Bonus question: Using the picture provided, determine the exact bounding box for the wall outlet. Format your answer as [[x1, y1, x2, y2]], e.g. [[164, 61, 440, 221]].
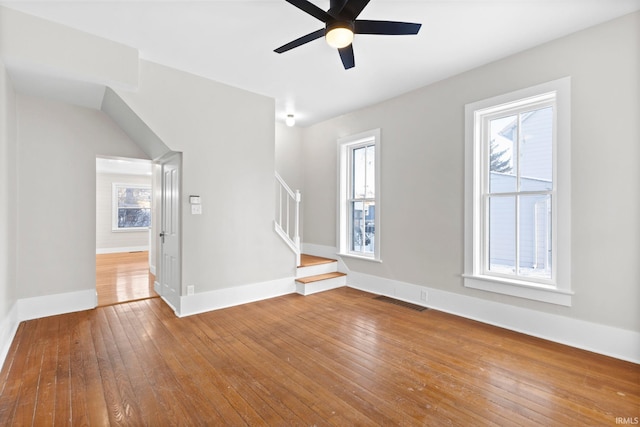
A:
[[420, 290, 428, 302], [187, 285, 195, 296]]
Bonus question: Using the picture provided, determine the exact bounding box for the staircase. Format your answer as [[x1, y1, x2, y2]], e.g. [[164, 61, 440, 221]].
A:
[[275, 172, 301, 266], [295, 254, 346, 296], [276, 173, 347, 295]]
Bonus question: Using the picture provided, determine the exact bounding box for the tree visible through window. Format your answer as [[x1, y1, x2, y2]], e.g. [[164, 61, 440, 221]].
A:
[[464, 77, 572, 306], [487, 106, 553, 280], [113, 184, 151, 231]]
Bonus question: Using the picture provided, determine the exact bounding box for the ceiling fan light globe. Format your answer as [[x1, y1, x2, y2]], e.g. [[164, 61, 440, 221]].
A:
[[326, 27, 354, 49]]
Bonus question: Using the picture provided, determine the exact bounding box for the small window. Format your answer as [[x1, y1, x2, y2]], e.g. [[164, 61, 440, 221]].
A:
[[112, 183, 151, 231], [464, 78, 572, 306], [338, 129, 381, 261]]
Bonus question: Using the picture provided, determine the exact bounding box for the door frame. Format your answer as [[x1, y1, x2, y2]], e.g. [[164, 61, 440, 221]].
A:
[[95, 156, 154, 307]]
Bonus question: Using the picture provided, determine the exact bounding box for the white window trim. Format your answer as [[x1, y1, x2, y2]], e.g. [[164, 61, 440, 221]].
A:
[[337, 129, 381, 262], [463, 77, 572, 306]]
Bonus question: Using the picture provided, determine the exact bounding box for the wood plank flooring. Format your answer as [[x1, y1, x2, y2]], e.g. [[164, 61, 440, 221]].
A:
[[96, 252, 158, 307], [1, 287, 638, 426]]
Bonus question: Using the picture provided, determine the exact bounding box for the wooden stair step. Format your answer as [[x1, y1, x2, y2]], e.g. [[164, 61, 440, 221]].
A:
[[295, 272, 346, 284], [299, 254, 337, 268]]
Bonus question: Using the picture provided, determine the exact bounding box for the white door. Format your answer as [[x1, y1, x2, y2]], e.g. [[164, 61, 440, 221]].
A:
[[159, 152, 181, 311]]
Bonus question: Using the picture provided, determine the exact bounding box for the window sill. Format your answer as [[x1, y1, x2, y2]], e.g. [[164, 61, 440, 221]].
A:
[[463, 274, 573, 306], [338, 253, 383, 263], [112, 228, 150, 233]]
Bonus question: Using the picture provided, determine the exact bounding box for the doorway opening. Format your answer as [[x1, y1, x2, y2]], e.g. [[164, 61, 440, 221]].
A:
[[96, 156, 158, 306]]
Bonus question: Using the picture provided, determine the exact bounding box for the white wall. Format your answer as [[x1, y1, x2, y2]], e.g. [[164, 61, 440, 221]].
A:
[[16, 94, 149, 299], [96, 172, 151, 253], [300, 12, 640, 333], [2, 6, 295, 319], [0, 59, 18, 367], [0, 6, 138, 91], [117, 61, 294, 302]]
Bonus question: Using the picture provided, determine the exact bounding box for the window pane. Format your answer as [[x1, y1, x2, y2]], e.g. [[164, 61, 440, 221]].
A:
[[352, 147, 366, 198], [351, 201, 364, 252], [520, 107, 553, 191], [365, 145, 375, 198], [363, 201, 375, 254], [489, 115, 517, 193], [488, 196, 515, 274], [118, 208, 151, 228], [350, 201, 375, 254], [518, 194, 552, 279], [118, 187, 151, 209]]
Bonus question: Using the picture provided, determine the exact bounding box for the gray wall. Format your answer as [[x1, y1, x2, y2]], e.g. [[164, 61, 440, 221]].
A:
[[118, 61, 293, 296], [96, 172, 151, 252], [275, 122, 304, 192], [0, 59, 17, 349], [298, 12, 639, 332], [16, 94, 149, 299], [275, 123, 305, 244]]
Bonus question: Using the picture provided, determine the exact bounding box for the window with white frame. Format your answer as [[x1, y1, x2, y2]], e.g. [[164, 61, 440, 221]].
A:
[[464, 78, 572, 306], [338, 129, 381, 261], [112, 183, 151, 231]]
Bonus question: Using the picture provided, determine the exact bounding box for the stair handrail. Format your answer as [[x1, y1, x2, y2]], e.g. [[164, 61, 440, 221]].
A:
[[275, 172, 301, 266]]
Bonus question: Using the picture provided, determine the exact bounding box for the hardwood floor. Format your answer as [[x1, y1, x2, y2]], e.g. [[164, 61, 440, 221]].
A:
[[96, 251, 158, 307], [1, 288, 638, 425]]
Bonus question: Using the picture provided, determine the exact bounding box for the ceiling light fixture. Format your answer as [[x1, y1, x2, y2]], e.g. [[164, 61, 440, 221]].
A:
[[285, 114, 296, 127], [325, 21, 354, 49]]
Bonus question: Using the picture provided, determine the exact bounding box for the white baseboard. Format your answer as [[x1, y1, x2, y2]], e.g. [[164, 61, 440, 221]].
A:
[[0, 302, 19, 371], [96, 246, 149, 255], [347, 270, 640, 364], [2, 289, 97, 369], [6, 239, 638, 364], [303, 243, 639, 363], [17, 289, 97, 322], [178, 277, 296, 318], [149, 264, 156, 276]]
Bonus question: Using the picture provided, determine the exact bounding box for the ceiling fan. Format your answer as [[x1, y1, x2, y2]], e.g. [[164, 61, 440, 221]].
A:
[[274, 0, 422, 70]]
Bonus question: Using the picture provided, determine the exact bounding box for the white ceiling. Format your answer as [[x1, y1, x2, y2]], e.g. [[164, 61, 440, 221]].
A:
[[3, 0, 640, 127], [96, 157, 152, 176]]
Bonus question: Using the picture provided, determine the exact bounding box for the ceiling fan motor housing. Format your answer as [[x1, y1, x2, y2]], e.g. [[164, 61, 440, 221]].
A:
[[326, 20, 355, 35]]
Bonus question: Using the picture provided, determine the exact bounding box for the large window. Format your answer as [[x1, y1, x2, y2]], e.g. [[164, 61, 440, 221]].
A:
[[464, 78, 572, 305], [338, 129, 381, 261]]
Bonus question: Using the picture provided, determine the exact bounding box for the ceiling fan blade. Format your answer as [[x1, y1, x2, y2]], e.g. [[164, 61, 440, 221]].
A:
[[355, 20, 422, 35], [328, 0, 348, 17], [285, 0, 332, 22], [340, 0, 371, 20], [338, 44, 355, 69], [274, 29, 325, 54]]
